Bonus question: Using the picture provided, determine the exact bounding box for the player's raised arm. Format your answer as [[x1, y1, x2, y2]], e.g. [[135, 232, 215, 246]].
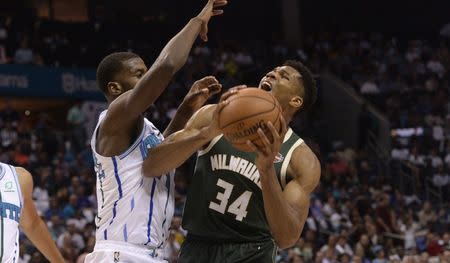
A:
[[105, 0, 227, 128], [163, 76, 222, 137], [17, 167, 66, 263]]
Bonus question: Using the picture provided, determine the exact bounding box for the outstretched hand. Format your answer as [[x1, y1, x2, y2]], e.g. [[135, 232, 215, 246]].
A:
[[246, 116, 288, 174], [182, 76, 222, 110], [197, 0, 228, 42]]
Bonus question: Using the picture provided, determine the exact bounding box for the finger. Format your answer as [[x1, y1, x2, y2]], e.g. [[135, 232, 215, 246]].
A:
[[229, 85, 247, 92], [246, 140, 262, 154], [216, 99, 229, 111], [201, 32, 208, 42], [198, 76, 218, 86], [213, 0, 228, 7], [212, 10, 224, 16], [220, 89, 239, 101], [200, 25, 208, 42], [257, 128, 272, 151], [266, 121, 280, 141], [207, 83, 222, 95]]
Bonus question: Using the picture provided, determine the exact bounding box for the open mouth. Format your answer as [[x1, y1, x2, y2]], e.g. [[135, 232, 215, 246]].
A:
[[260, 81, 272, 92]]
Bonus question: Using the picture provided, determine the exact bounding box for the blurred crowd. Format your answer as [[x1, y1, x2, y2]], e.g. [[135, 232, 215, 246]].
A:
[[1, 12, 450, 263]]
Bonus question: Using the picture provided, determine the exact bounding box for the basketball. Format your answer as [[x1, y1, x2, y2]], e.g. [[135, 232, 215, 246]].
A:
[[218, 88, 282, 152]]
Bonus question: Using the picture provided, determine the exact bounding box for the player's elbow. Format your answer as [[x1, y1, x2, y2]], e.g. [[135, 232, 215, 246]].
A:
[[20, 215, 41, 234], [274, 225, 302, 249], [155, 57, 177, 76], [276, 236, 300, 250]]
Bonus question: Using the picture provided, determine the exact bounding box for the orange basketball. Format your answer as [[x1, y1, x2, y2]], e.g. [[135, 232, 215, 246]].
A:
[[218, 88, 282, 152]]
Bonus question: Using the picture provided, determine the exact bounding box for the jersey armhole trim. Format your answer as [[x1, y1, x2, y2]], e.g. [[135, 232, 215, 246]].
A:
[[198, 135, 223, 157], [119, 124, 147, 160], [9, 166, 23, 209], [280, 138, 304, 189], [283, 128, 293, 143], [0, 164, 5, 181]]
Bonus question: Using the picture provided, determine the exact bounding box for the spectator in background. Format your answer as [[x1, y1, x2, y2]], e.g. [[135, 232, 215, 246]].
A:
[[335, 235, 354, 257], [428, 148, 444, 168], [432, 165, 449, 188], [408, 146, 426, 167], [1, 122, 18, 148], [418, 201, 438, 228], [399, 214, 425, 251], [66, 101, 86, 152], [0, 20, 8, 64], [371, 246, 388, 263], [354, 234, 373, 261], [444, 150, 450, 169], [375, 193, 398, 233], [14, 38, 33, 64], [360, 76, 379, 94]]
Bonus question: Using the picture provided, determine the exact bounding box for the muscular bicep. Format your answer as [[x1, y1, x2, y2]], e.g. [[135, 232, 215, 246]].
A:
[[288, 144, 321, 194]]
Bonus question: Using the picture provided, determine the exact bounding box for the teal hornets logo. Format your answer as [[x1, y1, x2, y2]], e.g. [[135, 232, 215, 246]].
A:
[[141, 133, 162, 158]]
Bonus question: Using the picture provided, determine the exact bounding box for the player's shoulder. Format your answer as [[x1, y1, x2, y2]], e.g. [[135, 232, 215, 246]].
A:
[[14, 167, 34, 195], [290, 141, 321, 193], [14, 167, 33, 183]]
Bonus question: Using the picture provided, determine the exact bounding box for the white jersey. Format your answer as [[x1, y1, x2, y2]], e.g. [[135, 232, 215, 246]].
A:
[[0, 163, 23, 263], [91, 111, 174, 249]]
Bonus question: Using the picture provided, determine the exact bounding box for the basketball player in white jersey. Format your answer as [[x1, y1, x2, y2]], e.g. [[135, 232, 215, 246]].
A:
[[85, 0, 227, 262], [0, 163, 65, 263]]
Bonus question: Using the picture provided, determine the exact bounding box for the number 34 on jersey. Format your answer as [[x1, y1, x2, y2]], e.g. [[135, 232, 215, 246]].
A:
[[209, 178, 253, 222]]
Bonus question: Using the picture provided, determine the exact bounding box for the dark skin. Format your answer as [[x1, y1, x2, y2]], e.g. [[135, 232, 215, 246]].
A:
[[143, 66, 321, 248], [95, 0, 227, 157]]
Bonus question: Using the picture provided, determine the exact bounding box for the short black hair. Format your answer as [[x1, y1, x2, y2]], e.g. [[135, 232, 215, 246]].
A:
[[96, 52, 140, 93], [283, 60, 317, 112]]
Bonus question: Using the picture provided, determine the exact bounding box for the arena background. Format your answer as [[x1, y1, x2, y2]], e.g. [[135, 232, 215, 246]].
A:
[[1, 0, 450, 262]]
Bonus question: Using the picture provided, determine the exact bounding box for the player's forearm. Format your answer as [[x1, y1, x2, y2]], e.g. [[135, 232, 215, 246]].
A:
[[260, 167, 302, 249], [144, 127, 214, 177], [124, 18, 203, 117], [163, 101, 197, 137], [23, 218, 65, 263], [158, 17, 203, 73]]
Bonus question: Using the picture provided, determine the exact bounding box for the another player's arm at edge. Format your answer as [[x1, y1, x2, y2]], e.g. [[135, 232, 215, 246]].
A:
[[143, 104, 218, 177], [16, 167, 65, 263]]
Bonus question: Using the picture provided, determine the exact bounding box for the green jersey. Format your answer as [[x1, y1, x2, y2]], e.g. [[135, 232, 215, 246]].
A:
[[182, 128, 304, 242]]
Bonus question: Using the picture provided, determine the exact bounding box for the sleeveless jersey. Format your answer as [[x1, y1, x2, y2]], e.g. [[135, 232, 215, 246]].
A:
[[182, 128, 304, 242], [91, 111, 174, 248], [0, 163, 23, 263]]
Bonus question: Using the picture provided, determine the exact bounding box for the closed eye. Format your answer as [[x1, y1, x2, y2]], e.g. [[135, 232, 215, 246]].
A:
[[136, 71, 144, 78], [281, 74, 290, 80]]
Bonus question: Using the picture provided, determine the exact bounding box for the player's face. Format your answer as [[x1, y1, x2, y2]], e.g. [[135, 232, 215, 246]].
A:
[[116, 57, 148, 93], [258, 66, 304, 112]]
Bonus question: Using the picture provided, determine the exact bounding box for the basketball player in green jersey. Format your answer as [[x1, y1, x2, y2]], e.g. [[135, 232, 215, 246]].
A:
[[143, 60, 321, 263]]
